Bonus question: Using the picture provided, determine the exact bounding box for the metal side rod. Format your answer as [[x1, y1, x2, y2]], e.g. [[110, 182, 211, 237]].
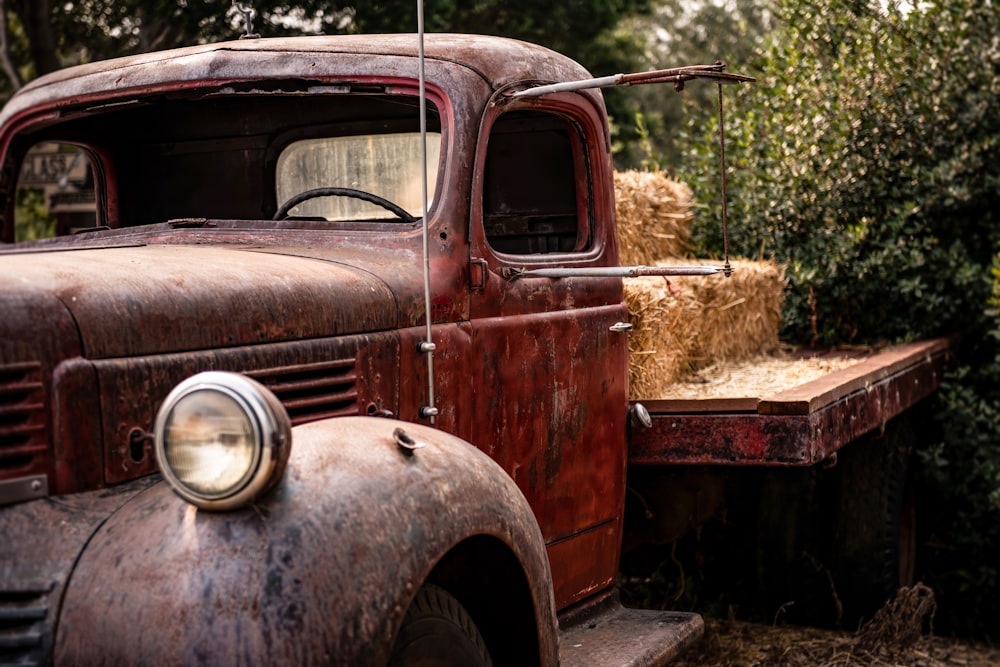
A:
[[508, 265, 728, 279], [512, 64, 755, 98], [717, 82, 732, 278]]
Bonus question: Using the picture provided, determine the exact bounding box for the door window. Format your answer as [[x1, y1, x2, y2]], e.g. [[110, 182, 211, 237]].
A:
[[482, 111, 590, 255], [14, 143, 97, 241]]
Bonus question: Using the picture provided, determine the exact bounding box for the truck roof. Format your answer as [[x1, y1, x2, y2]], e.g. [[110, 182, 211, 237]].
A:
[[0, 33, 597, 127]]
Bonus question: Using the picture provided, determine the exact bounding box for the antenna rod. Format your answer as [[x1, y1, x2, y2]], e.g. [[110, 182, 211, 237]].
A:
[[416, 0, 437, 423]]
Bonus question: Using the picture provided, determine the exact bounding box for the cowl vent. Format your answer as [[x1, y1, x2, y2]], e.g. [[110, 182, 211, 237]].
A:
[[249, 358, 359, 425]]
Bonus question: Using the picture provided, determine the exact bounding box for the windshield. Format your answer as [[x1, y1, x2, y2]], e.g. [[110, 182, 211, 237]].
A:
[[2, 89, 443, 242], [276, 133, 441, 221]]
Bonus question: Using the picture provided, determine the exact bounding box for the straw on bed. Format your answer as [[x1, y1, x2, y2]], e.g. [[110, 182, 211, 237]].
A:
[[624, 260, 787, 396]]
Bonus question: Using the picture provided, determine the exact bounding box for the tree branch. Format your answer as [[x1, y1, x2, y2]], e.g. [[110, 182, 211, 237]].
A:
[[16, 0, 60, 77], [0, 0, 24, 90]]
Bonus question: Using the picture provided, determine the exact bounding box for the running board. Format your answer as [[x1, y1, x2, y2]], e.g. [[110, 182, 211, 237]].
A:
[[558, 591, 703, 667]]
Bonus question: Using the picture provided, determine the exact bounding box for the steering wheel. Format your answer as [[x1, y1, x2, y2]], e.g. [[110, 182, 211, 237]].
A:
[[273, 187, 417, 222]]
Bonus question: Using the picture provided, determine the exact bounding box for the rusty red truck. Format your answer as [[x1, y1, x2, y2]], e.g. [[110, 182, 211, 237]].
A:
[[0, 34, 948, 666]]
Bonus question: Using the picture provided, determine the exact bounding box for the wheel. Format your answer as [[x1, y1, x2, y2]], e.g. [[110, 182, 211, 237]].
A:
[[388, 584, 494, 667], [273, 186, 416, 221], [754, 466, 836, 626], [830, 416, 917, 628]]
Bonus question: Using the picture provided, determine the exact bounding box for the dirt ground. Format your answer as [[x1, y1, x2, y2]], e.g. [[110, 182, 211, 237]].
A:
[[673, 585, 1000, 667]]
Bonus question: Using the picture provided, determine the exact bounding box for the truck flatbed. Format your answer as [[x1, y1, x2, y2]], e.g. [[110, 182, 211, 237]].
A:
[[629, 338, 952, 465]]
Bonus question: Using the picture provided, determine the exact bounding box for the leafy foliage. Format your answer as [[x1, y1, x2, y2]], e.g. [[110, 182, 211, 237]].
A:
[[917, 260, 1000, 640], [684, 0, 999, 345], [13, 187, 53, 240], [681, 0, 1000, 638], [613, 0, 770, 168]]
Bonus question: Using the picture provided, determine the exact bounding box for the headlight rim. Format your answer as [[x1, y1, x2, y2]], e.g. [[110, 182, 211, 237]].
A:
[[154, 371, 292, 511]]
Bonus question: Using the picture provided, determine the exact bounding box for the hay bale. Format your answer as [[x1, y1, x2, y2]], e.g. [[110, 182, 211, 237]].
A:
[[625, 259, 787, 398], [668, 259, 786, 367], [624, 277, 702, 398], [615, 169, 788, 398], [615, 170, 693, 265]]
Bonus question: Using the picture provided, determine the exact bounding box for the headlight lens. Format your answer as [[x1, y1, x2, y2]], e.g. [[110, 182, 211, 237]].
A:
[[161, 388, 258, 497], [154, 372, 292, 511]]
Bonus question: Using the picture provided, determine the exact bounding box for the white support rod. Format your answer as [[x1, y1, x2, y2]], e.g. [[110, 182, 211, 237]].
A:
[[510, 265, 727, 279]]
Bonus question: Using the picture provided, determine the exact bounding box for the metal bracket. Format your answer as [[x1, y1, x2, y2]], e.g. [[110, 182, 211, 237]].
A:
[[233, 1, 260, 39], [0, 475, 48, 507], [393, 427, 426, 453], [511, 62, 755, 98]]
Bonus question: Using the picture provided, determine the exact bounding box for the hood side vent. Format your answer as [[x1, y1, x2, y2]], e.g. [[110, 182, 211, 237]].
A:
[[0, 363, 48, 474], [0, 586, 49, 666], [249, 358, 359, 426]]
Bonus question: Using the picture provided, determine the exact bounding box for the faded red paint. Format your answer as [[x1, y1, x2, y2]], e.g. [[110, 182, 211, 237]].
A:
[[0, 34, 633, 664]]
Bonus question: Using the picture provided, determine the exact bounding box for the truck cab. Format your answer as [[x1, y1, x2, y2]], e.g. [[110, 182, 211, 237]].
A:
[[0, 34, 700, 665]]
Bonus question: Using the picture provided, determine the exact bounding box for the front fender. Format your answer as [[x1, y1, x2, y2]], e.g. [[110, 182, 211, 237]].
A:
[[54, 417, 558, 666], [0, 476, 157, 667]]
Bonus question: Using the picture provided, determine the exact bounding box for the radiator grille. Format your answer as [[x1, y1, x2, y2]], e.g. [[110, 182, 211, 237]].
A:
[[0, 587, 48, 666], [0, 363, 48, 473], [250, 359, 359, 426]]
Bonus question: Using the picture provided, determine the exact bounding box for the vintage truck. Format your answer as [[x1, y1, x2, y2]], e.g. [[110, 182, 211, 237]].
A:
[[0, 33, 949, 666]]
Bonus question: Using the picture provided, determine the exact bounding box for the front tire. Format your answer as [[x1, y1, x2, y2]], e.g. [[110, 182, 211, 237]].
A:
[[389, 584, 494, 667]]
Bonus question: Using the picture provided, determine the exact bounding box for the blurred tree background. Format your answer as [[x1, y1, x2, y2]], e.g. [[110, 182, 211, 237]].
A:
[[2, 0, 997, 640], [680, 0, 1000, 639]]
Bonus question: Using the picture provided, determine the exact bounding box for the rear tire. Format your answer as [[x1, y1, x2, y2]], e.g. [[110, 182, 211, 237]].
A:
[[389, 584, 494, 667], [754, 466, 835, 626], [830, 416, 917, 629]]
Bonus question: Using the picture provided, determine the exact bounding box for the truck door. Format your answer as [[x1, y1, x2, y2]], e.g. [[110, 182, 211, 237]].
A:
[[468, 94, 629, 609]]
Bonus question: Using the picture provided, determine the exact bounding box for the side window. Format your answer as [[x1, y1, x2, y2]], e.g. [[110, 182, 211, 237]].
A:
[[483, 111, 590, 255], [15, 143, 97, 241]]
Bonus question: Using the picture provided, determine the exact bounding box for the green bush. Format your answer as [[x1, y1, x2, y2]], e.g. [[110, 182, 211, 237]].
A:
[[14, 188, 55, 242], [681, 0, 1000, 638], [918, 257, 1000, 639], [685, 0, 998, 344]]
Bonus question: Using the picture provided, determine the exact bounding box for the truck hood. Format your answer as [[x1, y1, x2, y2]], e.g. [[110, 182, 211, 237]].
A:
[[0, 244, 402, 359]]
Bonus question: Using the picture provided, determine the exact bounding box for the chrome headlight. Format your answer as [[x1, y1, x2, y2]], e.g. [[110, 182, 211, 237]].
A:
[[154, 372, 291, 511]]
